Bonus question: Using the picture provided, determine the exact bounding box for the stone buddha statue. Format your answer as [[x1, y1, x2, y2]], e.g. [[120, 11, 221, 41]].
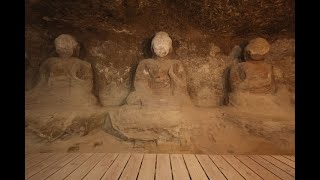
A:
[[103, 32, 192, 144], [228, 37, 289, 113], [26, 34, 97, 108], [25, 34, 102, 141], [126, 31, 192, 107], [229, 37, 277, 94]]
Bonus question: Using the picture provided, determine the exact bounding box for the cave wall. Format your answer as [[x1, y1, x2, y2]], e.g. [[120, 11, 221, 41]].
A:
[[25, 0, 295, 107]]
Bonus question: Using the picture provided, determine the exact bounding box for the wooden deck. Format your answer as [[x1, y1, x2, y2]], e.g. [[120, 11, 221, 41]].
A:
[[25, 153, 295, 180]]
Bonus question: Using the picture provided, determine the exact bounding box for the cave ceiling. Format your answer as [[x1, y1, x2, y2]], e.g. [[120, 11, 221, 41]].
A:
[[26, 0, 294, 38]]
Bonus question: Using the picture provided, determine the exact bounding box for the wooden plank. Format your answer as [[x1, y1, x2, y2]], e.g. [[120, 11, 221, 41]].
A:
[[235, 155, 281, 180], [137, 154, 156, 180], [156, 154, 173, 180], [170, 154, 190, 180], [83, 153, 118, 180], [25, 154, 41, 162], [64, 153, 105, 180], [28, 153, 80, 180], [196, 154, 226, 180], [272, 155, 295, 168], [26, 153, 54, 169], [283, 155, 295, 162], [209, 155, 244, 180], [222, 155, 262, 180], [183, 154, 208, 180], [101, 153, 131, 180], [119, 153, 144, 180], [249, 155, 294, 180], [25, 153, 67, 179], [46, 153, 93, 180], [260, 155, 295, 177]]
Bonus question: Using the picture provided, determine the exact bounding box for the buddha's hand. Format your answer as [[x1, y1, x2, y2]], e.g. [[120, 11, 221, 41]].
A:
[[169, 63, 187, 94]]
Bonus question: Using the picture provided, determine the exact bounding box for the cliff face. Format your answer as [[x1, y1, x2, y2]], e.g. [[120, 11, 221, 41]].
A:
[[25, 0, 295, 154], [25, 0, 295, 102]]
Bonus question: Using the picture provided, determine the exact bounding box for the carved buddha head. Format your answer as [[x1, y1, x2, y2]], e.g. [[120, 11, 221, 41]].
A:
[[54, 34, 79, 59], [151, 31, 172, 58]]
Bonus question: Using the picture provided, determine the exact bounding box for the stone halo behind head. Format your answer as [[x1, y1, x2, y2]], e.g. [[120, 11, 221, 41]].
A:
[[151, 31, 173, 58], [54, 34, 79, 58]]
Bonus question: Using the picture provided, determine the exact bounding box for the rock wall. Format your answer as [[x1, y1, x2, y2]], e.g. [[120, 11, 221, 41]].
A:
[[25, 0, 294, 154], [25, 31, 295, 108]]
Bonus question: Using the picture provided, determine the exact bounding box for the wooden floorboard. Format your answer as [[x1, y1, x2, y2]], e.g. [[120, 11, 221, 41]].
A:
[[235, 155, 281, 180], [249, 155, 294, 180], [156, 154, 172, 180], [196, 154, 227, 180], [83, 153, 118, 180], [100, 153, 131, 180], [25, 154, 41, 163], [260, 155, 295, 177], [26, 153, 55, 169], [222, 155, 263, 180], [210, 155, 245, 180], [170, 154, 190, 180], [119, 153, 144, 180], [184, 154, 208, 180], [25, 153, 67, 179], [271, 155, 295, 168], [25, 153, 295, 180], [283, 155, 295, 162], [27, 153, 80, 180], [46, 153, 93, 180], [137, 154, 156, 180], [64, 153, 105, 180]]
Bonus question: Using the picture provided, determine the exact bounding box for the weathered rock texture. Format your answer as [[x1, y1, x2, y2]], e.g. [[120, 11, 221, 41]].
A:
[[229, 62, 275, 93], [184, 44, 234, 107], [25, 25, 54, 91], [85, 39, 138, 106], [104, 105, 184, 142], [26, 0, 294, 36], [265, 39, 295, 89]]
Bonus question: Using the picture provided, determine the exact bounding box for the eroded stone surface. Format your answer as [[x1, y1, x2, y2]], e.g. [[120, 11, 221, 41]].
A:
[[104, 105, 183, 142], [185, 44, 233, 107], [229, 62, 275, 94], [85, 39, 137, 106]]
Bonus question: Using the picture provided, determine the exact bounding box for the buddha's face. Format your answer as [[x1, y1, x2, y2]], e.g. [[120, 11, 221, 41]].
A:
[[151, 32, 172, 58], [55, 45, 74, 58], [54, 34, 78, 59], [153, 42, 171, 57]]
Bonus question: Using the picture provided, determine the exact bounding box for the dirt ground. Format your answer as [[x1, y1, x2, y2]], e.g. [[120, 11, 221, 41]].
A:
[[25, 105, 294, 155]]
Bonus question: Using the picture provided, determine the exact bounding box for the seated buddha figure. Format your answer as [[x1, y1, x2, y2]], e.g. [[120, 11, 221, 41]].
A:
[[103, 32, 192, 143], [229, 37, 277, 94], [25, 34, 100, 140], [228, 37, 290, 113], [126, 31, 192, 107], [26, 34, 97, 108]]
